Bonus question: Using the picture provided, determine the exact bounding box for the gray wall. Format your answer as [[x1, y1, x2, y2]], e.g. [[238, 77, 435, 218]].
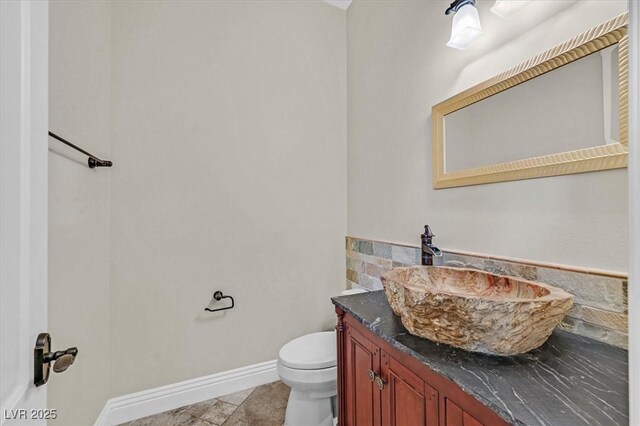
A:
[[49, 0, 347, 422], [108, 1, 347, 396], [48, 1, 111, 425], [347, 0, 628, 272]]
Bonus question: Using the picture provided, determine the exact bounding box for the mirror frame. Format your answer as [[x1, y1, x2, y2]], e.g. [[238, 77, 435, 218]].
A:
[[432, 13, 628, 189]]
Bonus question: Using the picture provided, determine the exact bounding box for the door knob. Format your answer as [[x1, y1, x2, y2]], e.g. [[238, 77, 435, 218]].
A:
[[34, 333, 78, 386], [46, 348, 78, 373], [375, 376, 386, 391]]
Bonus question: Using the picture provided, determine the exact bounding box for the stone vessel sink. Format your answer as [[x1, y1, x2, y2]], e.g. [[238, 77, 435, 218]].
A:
[[381, 266, 573, 356]]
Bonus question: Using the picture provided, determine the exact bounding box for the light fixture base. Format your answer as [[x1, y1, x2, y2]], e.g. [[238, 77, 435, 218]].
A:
[[445, 0, 476, 15]]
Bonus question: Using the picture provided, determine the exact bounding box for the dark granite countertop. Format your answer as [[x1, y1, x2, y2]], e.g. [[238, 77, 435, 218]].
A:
[[332, 291, 628, 426]]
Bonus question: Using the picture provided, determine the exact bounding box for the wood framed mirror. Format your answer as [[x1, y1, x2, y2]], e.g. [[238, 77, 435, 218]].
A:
[[432, 13, 628, 189]]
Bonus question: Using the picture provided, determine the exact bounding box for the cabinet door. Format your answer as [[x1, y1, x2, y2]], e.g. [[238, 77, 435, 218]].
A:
[[344, 324, 381, 426], [442, 398, 484, 426], [380, 351, 439, 426]]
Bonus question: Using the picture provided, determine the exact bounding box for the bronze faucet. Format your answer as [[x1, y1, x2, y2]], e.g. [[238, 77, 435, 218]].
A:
[[421, 225, 443, 266]]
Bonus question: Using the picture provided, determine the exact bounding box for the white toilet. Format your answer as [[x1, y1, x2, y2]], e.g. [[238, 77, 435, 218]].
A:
[[278, 288, 367, 426]]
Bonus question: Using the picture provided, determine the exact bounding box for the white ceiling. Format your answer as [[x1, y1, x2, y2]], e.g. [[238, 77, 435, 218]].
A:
[[323, 0, 352, 10]]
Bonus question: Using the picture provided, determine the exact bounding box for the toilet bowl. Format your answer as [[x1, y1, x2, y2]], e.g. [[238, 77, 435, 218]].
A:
[[278, 287, 367, 426]]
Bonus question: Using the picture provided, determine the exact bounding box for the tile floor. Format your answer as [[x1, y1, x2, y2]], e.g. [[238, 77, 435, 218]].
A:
[[120, 381, 291, 426]]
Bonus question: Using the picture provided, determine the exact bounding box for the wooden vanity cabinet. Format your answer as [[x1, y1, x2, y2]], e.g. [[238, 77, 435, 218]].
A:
[[336, 308, 509, 426]]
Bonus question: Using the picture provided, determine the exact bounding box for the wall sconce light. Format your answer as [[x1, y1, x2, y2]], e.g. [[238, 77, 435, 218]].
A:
[[490, 0, 532, 19], [445, 0, 483, 50]]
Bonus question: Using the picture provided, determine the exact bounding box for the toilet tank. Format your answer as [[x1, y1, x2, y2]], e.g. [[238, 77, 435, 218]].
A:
[[340, 288, 367, 296]]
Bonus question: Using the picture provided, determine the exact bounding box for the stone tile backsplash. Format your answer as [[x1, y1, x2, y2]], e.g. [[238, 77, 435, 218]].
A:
[[345, 236, 628, 349]]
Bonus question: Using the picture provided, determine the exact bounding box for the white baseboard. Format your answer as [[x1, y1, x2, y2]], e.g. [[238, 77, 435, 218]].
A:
[[95, 360, 279, 426]]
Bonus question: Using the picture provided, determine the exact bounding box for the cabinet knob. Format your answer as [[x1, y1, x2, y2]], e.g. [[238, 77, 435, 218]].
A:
[[375, 376, 386, 390], [367, 369, 376, 381]]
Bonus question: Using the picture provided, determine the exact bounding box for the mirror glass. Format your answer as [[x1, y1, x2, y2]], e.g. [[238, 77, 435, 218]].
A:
[[444, 45, 620, 173]]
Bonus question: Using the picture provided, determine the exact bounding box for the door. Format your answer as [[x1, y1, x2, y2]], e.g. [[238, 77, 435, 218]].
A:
[[1, 0, 49, 424], [380, 352, 439, 426], [343, 324, 381, 426], [442, 398, 483, 426]]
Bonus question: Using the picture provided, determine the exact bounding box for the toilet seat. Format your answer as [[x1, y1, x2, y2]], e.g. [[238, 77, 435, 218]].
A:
[[278, 331, 336, 370]]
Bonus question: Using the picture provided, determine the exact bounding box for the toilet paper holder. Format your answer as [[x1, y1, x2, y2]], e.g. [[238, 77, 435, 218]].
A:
[[205, 291, 235, 312]]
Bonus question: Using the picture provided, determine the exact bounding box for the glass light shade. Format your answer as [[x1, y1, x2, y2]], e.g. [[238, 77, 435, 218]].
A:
[[447, 4, 483, 50], [490, 1, 532, 19]]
